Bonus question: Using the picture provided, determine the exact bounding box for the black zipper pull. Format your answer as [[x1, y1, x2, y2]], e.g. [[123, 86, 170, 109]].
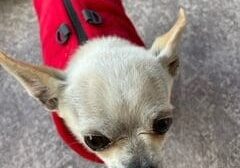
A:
[[82, 9, 102, 25], [63, 0, 88, 45]]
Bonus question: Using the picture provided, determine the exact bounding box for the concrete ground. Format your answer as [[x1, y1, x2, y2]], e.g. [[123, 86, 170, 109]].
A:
[[0, 0, 240, 167]]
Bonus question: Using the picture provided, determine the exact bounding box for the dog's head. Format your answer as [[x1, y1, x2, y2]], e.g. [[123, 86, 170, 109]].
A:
[[0, 9, 186, 168]]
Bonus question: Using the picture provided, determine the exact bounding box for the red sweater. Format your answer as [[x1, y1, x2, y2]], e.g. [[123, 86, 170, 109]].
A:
[[34, 0, 144, 163]]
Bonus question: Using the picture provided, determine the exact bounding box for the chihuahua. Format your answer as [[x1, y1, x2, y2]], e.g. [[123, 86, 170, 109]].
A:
[[0, 8, 186, 168]]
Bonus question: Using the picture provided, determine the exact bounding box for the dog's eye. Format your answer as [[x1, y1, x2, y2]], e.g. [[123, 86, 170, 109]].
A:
[[153, 118, 172, 135], [84, 135, 111, 151]]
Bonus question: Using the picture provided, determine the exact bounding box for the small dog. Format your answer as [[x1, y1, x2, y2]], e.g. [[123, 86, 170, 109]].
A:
[[0, 4, 186, 168]]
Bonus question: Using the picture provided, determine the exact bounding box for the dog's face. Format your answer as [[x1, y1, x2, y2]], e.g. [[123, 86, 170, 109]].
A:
[[0, 9, 186, 168]]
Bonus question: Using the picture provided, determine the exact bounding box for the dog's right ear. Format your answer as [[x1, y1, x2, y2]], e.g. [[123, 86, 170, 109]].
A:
[[0, 51, 66, 111]]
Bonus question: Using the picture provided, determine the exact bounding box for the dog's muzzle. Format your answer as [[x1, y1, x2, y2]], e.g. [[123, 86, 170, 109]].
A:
[[127, 158, 155, 168]]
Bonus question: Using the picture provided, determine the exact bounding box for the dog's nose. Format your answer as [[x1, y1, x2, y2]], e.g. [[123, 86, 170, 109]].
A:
[[127, 159, 155, 168]]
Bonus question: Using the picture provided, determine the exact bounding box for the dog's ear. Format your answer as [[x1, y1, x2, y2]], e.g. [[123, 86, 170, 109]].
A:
[[151, 8, 187, 76], [0, 51, 66, 111]]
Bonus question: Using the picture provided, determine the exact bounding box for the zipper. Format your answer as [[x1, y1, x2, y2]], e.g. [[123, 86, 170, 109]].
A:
[[63, 0, 88, 45]]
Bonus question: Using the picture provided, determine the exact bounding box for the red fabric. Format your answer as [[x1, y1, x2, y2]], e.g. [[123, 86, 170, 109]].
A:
[[33, 0, 144, 163]]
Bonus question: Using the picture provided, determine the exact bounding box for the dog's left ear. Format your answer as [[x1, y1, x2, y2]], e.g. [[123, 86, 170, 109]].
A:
[[0, 51, 66, 111], [151, 8, 187, 76]]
